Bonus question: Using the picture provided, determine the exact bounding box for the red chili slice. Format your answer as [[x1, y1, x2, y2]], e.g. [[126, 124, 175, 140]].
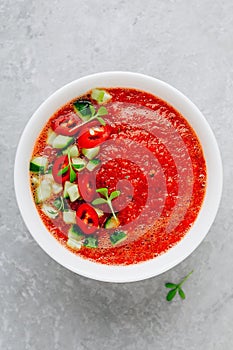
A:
[[76, 203, 98, 235], [78, 124, 111, 149], [52, 155, 70, 184], [78, 172, 96, 202], [51, 112, 81, 136]]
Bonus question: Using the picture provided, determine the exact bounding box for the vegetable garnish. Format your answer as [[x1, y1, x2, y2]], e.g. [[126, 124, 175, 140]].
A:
[[91, 89, 112, 104], [72, 100, 108, 131], [92, 188, 121, 220], [165, 270, 193, 301], [55, 150, 85, 183]]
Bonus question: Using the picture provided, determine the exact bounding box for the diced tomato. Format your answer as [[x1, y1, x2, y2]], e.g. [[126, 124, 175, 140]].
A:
[[77, 124, 111, 148], [78, 172, 96, 202], [76, 203, 98, 235], [51, 112, 81, 136], [52, 155, 70, 184]]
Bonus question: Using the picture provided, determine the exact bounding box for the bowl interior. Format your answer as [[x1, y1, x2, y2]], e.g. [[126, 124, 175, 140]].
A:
[[14, 72, 222, 282]]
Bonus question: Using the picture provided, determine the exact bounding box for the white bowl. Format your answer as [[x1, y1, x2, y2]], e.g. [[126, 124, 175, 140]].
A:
[[14, 72, 222, 283]]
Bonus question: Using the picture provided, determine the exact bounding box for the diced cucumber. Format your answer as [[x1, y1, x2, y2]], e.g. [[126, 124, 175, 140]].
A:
[[67, 184, 80, 202], [91, 89, 112, 104], [41, 204, 58, 219], [73, 100, 92, 122], [67, 238, 82, 250], [63, 181, 74, 198], [84, 236, 98, 248], [30, 156, 48, 173], [104, 216, 120, 229], [52, 135, 74, 149], [31, 176, 39, 187], [94, 207, 104, 217], [46, 129, 57, 145], [62, 145, 79, 157], [110, 231, 127, 245], [86, 159, 101, 172], [71, 157, 87, 172], [82, 147, 100, 160], [63, 210, 76, 224], [68, 225, 84, 241], [43, 173, 54, 182], [52, 182, 63, 194], [35, 179, 52, 203]]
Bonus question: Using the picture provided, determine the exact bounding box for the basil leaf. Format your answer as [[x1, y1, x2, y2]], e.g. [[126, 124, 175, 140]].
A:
[[69, 168, 76, 182], [90, 105, 96, 117], [96, 116, 106, 126], [178, 288, 186, 300], [96, 187, 108, 198], [92, 198, 107, 205], [109, 190, 121, 201], [165, 283, 177, 289], [58, 165, 69, 176], [97, 106, 108, 116], [72, 164, 84, 169], [166, 288, 177, 301]]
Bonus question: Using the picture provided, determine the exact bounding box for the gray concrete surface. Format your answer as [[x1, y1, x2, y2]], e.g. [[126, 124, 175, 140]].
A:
[[0, 0, 232, 349]]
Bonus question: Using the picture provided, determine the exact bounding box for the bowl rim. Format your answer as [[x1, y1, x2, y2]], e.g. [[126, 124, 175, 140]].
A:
[[14, 71, 223, 283]]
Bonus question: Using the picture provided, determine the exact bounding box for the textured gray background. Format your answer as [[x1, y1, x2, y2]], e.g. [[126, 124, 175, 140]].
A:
[[0, 0, 232, 349]]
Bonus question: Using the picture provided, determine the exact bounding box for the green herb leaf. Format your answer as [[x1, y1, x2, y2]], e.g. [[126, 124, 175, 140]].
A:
[[92, 198, 107, 205], [69, 167, 76, 182], [109, 190, 121, 201], [48, 209, 58, 215], [97, 106, 108, 116], [53, 198, 61, 209], [58, 165, 69, 176], [178, 288, 186, 300], [166, 288, 177, 301], [165, 283, 177, 289], [90, 105, 96, 117], [96, 116, 106, 126], [72, 164, 84, 170], [90, 159, 100, 165], [96, 187, 108, 198]]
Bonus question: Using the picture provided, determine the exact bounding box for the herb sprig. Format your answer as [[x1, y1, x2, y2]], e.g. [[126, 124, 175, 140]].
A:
[[165, 270, 193, 301], [57, 150, 84, 183], [71, 104, 108, 134], [92, 188, 121, 220]]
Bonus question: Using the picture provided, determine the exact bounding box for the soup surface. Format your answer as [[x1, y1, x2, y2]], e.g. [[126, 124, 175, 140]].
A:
[[29, 87, 206, 265]]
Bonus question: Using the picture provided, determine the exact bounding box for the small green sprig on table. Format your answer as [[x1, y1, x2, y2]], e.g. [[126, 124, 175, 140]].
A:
[[165, 270, 193, 301]]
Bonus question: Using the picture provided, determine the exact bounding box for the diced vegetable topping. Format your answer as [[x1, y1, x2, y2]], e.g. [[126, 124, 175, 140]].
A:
[[71, 157, 87, 172], [67, 184, 80, 202], [63, 181, 74, 198], [84, 236, 98, 248], [68, 225, 84, 241], [63, 210, 76, 224], [30, 157, 48, 173], [73, 100, 93, 122], [82, 146, 100, 160], [52, 182, 63, 194], [91, 89, 112, 104], [35, 179, 52, 203], [41, 204, 59, 219], [86, 159, 101, 172], [104, 215, 120, 229], [110, 231, 127, 245], [93, 207, 104, 218], [52, 135, 74, 149], [46, 130, 57, 145], [62, 145, 79, 157], [67, 238, 82, 250]]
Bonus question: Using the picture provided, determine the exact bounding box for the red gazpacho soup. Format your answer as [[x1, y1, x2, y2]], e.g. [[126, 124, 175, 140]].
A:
[[29, 87, 206, 265]]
